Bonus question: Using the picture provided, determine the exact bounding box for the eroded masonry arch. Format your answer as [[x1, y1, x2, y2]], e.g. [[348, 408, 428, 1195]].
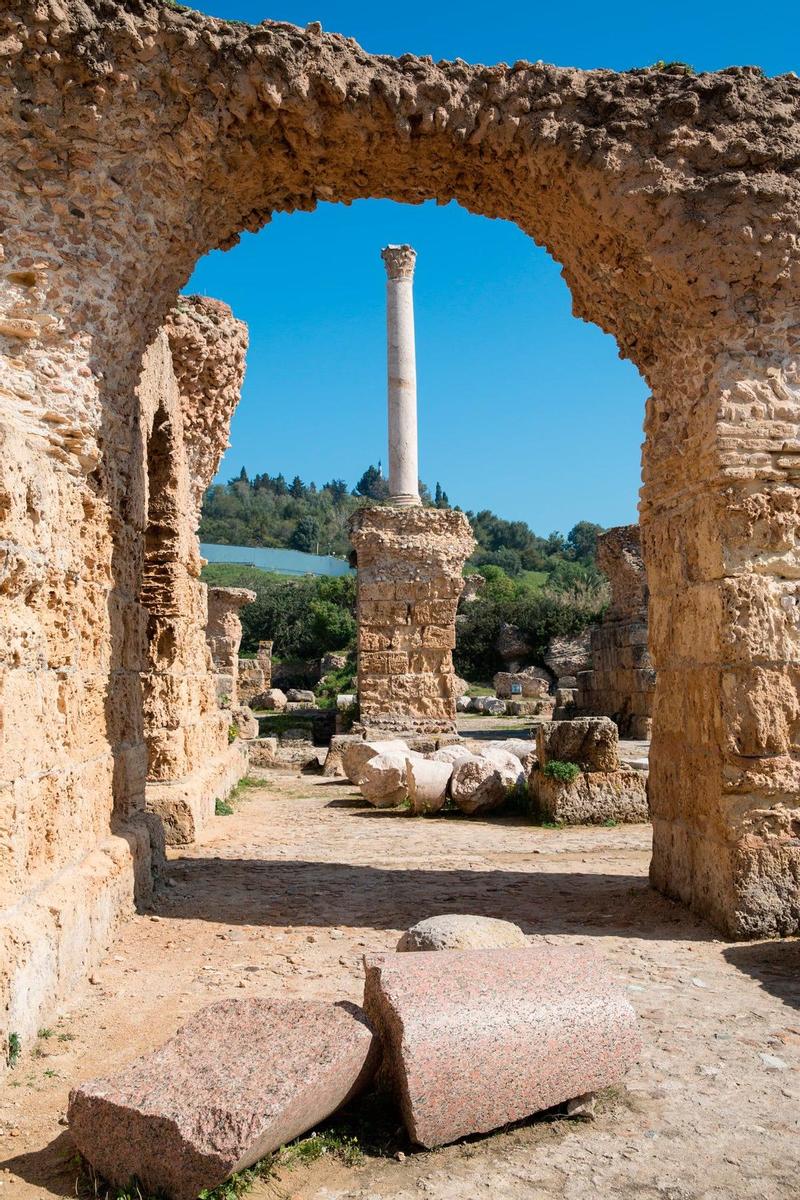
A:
[[2, 4, 800, 1044]]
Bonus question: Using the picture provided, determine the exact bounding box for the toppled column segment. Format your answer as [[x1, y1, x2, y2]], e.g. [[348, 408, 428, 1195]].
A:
[[363, 947, 641, 1148], [68, 998, 378, 1200]]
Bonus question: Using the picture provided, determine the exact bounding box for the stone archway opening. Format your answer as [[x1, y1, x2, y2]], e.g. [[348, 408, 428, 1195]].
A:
[[3, 0, 800, 1050]]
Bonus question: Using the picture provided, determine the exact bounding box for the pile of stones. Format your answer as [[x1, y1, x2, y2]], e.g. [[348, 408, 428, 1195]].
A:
[[68, 916, 641, 1199], [340, 736, 537, 815], [332, 718, 648, 824]]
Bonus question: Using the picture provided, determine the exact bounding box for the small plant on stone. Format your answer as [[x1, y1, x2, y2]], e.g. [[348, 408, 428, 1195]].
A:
[[215, 797, 235, 816], [38, 1027, 53, 1039], [542, 759, 581, 783], [227, 722, 239, 744], [6, 1032, 21, 1068]]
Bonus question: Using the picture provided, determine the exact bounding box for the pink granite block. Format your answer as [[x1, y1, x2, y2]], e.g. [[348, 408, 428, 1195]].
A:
[[68, 998, 378, 1200], [363, 946, 641, 1148]]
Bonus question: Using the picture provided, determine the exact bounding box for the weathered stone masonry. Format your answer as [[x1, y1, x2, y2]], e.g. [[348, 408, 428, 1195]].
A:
[[577, 525, 655, 739], [351, 506, 475, 732], [2, 3, 800, 1050]]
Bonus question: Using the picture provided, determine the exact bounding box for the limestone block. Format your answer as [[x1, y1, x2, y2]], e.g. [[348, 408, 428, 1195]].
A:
[[341, 739, 411, 785], [359, 751, 411, 807], [476, 738, 537, 775], [229, 705, 258, 739], [286, 688, 315, 704], [68, 999, 378, 1200], [396, 914, 528, 951], [493, 666, 551, 699], [544, 629, 593, 679], [470, 696, 507, 715], [431, 743, 475, 765], [405, 757, 452, 814], [247, 738, 279, 767], [450, 754, 518, 814], [532, 768, 649, 824], [536, 717, 621, 773], [256, 688, 287, 711], [363, 947, 641, 1147]]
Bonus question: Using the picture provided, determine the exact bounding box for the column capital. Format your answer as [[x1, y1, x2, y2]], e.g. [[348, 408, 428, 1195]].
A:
[[381, 244, 416, 280]]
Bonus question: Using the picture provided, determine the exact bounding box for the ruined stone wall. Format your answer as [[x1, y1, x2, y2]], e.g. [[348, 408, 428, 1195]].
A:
[[137, 301, 250, 847], [577, 525, 656, 739], [206, 587, 256, 706], [0, 293, 246, 1055], [2, 0, 800, 949], [350, 507, 475, 732]]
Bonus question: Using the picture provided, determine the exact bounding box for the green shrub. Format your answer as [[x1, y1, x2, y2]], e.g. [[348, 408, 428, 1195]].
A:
[[6, 1032, 20, 1068], [542, 760, 581, 783]]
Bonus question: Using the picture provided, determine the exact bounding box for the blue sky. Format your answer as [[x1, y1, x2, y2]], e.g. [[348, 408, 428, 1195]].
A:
[[185, 1, 797, 536]]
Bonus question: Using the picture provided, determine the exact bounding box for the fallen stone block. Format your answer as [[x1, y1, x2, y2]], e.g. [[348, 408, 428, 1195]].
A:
[[247, 736, 278, 767], [359, 751, 411, 807], [286, 688, 316, 704], [254, 688, 287, 711], [341, 738, 411, 785], [405, 758, 452, 814], [532, 768, 648, 824], [229, 704, 258, 739], [430, 742, 474, 766], [470, 696, 507, 715], [322, 733, 363, 777], [536, 716, 620, 773], [397, 914, 528, 951], [493, 666, 551, 699], [363, 947, 640, 1148], [450, 753, 518, 814], [68, 998, 378, 1200]]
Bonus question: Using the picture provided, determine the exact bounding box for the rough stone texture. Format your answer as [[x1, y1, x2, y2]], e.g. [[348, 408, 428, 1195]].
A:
[[537, 718, 622, 773], [205, 587, 255, 706], [247, 737, 279, 767], [350, 506, 474, 732], [577, 526, 655, 740], [544, 629, 594, 680], [532, 768, 650, 825], [341, 738, 412, 785], [1, 12, 799, 1046], [477, 738, 538, 775], [495, 623, 533, 671], [238, 641, 273, 706], [396, 914, 528, 951], [405, 757, 452, 814], [256, 688, 288, 712], [363, 947, 641, 1147], [494, 666, 552, 699], [450, 754, 519, 814], [470, 696, 508, 715], [139, 303, 250, 847], [0, 288, 246, 1047], [359, 751, 412, 807], [68, 998, 378, 1199], [460, 573, 486, 603], [229, 705, 259, 740]]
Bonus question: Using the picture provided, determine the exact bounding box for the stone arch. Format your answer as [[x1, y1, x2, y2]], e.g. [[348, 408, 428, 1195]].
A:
[[2, 2, 800, 1053]]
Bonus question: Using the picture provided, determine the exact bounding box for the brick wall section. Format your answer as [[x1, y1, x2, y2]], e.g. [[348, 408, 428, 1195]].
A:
[[350, 507, 475, 733]]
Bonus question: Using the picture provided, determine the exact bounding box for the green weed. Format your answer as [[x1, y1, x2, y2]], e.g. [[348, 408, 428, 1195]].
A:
[[6, 1032, 21, 1068], [542, 759, 580, 783], [215, 798, 235, 816]]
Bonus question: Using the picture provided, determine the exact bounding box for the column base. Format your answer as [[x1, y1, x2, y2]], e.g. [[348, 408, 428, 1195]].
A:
[[387, 494, 422, 507]]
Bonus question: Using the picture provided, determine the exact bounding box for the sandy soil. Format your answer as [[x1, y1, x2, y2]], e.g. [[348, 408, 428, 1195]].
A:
[[2, 766, 798, 1200]]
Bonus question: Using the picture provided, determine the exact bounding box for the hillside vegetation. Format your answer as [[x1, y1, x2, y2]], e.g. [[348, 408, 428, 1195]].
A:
[[200, 466, 610, 683]]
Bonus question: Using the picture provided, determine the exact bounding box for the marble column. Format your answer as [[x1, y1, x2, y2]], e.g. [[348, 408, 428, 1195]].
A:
[[381, 244, 421, 506]]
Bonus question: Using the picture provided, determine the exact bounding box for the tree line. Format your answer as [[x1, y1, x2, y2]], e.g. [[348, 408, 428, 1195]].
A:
[[199, 464, 604, 577]]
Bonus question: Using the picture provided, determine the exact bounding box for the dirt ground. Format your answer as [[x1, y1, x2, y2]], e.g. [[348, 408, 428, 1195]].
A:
[[2, 757, 799, 1200]]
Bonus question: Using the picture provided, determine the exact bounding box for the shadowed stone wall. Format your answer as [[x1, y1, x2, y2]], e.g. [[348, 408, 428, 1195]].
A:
[[350, 507, 475, 732], [1, 4, 799, 1055], [206, 587, 256, 706], [577, 525, 655, 739]]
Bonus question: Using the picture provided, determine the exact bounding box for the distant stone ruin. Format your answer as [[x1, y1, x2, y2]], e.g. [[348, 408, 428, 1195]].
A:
[[577, 525, 655, 739]]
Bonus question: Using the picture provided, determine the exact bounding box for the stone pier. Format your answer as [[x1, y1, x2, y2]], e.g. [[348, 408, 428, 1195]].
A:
[[350, 506, 475, 732], [577, 525, 655, 739], [205, 587, 256, 706]]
